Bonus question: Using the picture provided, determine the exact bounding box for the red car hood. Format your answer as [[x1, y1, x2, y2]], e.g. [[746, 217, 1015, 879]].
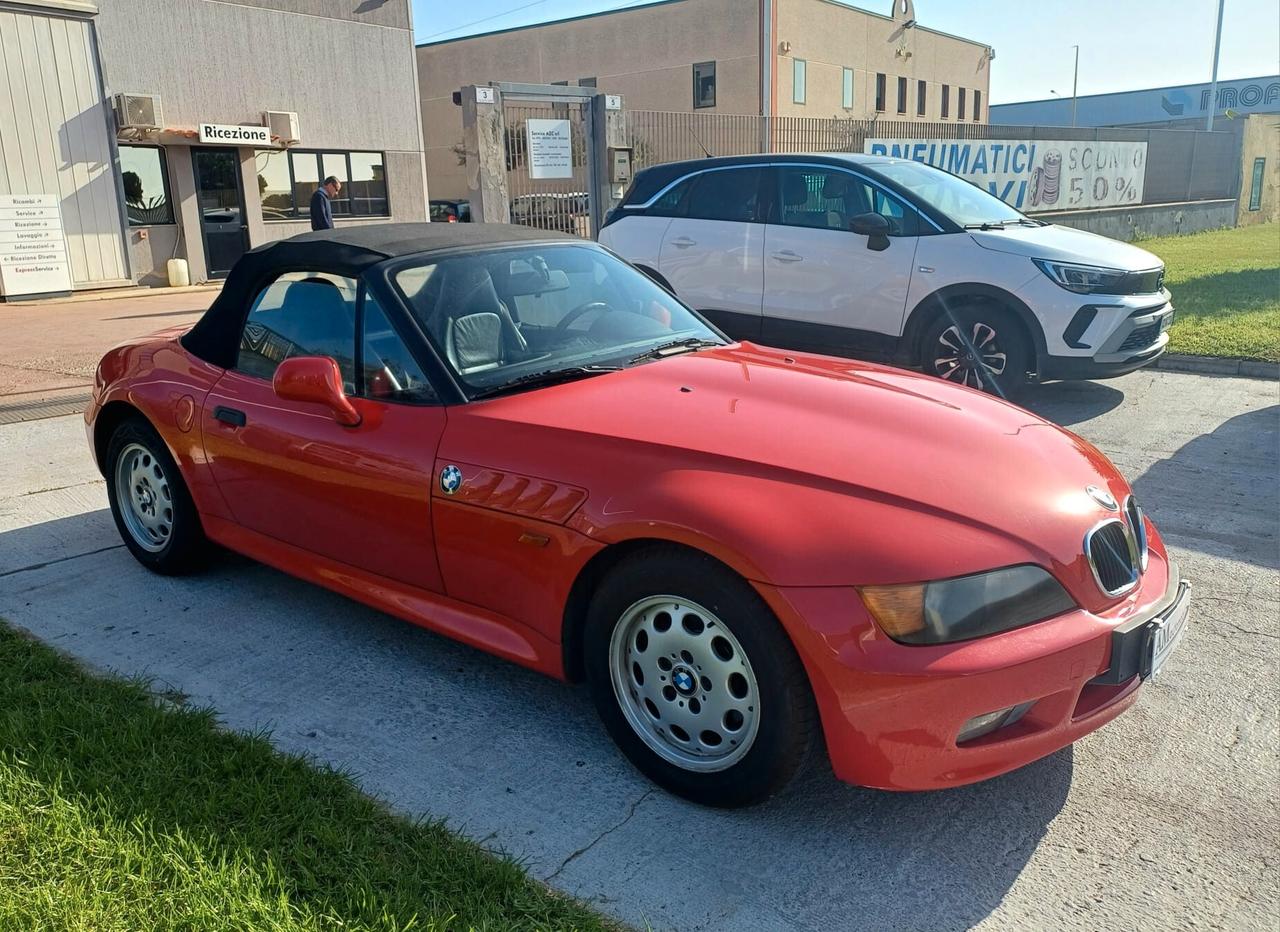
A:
[[445, 343, 1135, 601]]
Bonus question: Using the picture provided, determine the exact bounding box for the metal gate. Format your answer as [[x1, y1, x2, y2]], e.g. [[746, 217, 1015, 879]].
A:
[[501, 87, 596, 238]]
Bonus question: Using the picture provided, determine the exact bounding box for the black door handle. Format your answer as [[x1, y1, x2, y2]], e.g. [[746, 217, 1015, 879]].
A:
[[213, 406, 246, 428]]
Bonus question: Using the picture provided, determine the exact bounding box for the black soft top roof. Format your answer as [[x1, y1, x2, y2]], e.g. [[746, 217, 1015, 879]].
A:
[[182, 222, 579, 368]]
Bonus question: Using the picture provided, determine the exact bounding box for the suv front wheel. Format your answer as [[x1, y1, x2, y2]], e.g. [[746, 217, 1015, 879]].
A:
[[921, 304, 1030, 398]]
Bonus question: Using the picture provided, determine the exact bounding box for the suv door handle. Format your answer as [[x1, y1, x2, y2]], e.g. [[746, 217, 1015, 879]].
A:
[[669, 237, 696, 248], [213, 406, 247, 428], [772, 250, 803, 263]]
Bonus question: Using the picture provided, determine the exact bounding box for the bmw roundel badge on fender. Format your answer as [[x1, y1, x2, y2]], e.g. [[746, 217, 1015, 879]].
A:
[[440, 465, 462, 495]]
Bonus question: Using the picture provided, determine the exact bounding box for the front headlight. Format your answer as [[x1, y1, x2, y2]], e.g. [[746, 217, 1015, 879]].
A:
[[859, 565, 1076, 645], [1033, 258, 1129, 294]]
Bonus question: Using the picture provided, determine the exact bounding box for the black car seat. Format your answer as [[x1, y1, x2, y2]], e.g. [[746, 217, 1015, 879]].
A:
[[430, 263, 524, 374]]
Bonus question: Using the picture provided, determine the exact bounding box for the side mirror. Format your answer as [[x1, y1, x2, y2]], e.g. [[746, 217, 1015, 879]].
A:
[[850, 212, 891, 252], [273, 356, 361, 427]]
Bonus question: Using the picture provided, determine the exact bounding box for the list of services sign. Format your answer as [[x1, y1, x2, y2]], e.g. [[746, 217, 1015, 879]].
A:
[[526, 119, 573, 180], [0, 195, 72, 297], [863, 138, 1147, 213]]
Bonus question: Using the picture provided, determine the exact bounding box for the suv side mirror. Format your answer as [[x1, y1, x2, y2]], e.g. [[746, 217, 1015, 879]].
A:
[[273, 356, 361, 426], [850, 212, 891, 252]]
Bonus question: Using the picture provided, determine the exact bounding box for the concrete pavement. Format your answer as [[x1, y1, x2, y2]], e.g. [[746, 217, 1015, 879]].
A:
[[0, 369, 1276, 931]]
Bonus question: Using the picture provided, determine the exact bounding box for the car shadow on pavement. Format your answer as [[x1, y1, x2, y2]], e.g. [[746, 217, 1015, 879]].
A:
[[1021, 379, 1127, 427], [0, 511, 1072, 932], [1132, 403, 1280, 570]]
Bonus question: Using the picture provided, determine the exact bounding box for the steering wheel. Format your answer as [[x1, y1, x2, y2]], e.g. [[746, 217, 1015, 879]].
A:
[[552, 301, 611, 337]]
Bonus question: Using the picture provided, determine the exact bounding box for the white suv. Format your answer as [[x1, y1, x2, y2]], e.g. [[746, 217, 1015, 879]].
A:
[[598, 154, 1173, 394]]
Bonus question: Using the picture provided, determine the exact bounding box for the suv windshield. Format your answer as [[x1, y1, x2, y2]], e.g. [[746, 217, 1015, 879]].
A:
[[872, 160, 1025, 227], [392, 244, 723, 396]]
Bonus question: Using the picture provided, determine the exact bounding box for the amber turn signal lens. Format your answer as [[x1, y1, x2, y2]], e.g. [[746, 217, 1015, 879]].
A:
[[859, 584, 926, 638]]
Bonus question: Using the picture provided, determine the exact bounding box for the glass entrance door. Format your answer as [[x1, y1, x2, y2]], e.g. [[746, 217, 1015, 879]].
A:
[[192, 148, 248, 278]]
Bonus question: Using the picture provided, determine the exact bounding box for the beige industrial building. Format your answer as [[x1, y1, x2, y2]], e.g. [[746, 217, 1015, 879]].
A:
[[418, 0, 992, 197]]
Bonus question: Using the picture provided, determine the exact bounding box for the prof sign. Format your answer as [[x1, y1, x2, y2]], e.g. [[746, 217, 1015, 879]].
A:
[[198, 123, 271, 145], [865, 138, 1147, 212], [526, 119, 573, 180]]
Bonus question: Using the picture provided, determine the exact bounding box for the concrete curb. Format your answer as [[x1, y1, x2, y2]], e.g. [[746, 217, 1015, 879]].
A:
[[8, 283, 222, 307], [1155, 354, 1280, 380]]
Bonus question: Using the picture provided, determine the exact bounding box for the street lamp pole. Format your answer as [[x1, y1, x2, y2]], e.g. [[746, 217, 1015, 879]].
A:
[[1071, 45, 1079, 128], [1206, 0, 1225, 130]]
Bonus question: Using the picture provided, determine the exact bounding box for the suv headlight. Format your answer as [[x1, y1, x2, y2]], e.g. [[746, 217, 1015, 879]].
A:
[[859, 565, 1076, 645], [1033, 258, 1129, 295]]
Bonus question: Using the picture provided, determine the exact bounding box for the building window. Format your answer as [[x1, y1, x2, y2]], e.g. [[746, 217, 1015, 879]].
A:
[[254, 150, 390, 220], [578, 77, 596, 88], [693, 61, 716, 109], [896, 76, 907, 114], [842, 68, 854, 110], [118, 145, 174, 225], [917, 80, 926, 116], [349, 152, 390, 216], [941, 84, 950, 119], [793, 58, 806, 104], [973, 89, 981, 122], [875, 73, 886, 112], [1249, 158, 1266, 210], [958, 87, 967, 121]]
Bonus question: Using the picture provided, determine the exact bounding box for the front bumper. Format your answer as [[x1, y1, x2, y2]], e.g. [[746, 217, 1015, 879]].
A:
[[754, 552, 1186, 791]]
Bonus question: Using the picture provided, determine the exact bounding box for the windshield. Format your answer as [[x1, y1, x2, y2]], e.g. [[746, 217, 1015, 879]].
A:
[[392, 244, 724, 396], [872, 160, 1025, 227]]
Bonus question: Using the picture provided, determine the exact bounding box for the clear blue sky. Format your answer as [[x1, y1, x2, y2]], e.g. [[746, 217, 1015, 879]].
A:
[[413, 0, 1280, 104]]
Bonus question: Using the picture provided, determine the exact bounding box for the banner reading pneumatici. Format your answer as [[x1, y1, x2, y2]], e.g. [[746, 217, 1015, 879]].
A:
[[864, 138, 1147, 213]]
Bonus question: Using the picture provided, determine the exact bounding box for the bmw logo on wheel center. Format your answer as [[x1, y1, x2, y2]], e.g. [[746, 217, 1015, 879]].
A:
[[440, 465, 463, 495], [672, 667, 697, 695]]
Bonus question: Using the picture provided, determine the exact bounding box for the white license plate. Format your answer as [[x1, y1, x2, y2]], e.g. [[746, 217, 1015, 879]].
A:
[[1146, 582, 1191, 677]]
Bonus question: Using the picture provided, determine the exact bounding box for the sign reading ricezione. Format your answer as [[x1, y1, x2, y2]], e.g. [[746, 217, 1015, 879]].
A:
[[863, 138, 1148, 213], [0, 194, 72, 297], [526, 119, 574, 180]]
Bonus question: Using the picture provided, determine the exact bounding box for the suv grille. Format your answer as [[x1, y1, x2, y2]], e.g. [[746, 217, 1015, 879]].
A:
[[1119, 321, 1161, 352], [1124, 268, 1165, 295], [1086, 520, 1140, 595]]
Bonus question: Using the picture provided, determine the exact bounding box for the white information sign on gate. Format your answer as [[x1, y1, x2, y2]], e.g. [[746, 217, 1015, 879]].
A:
[[863, 138, 1147, 213], [526, 118, 573, 180], [0, 194, 72, 297]]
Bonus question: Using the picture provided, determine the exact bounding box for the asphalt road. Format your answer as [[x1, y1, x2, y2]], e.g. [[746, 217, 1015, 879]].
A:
[[1, 369, 1276, 931]]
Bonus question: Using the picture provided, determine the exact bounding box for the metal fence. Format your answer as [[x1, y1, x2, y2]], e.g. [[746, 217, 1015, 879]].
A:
[[503, 100, 594, 237], [623, 111, 1242, 206]]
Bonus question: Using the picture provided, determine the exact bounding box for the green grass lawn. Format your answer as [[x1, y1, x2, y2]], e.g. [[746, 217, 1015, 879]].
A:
[[1138, 223, 1280, 361], [0, 623, 612, 931]]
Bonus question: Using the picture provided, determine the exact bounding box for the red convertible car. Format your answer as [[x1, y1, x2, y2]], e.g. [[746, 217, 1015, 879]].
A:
[[87, 223, 1189, 806]]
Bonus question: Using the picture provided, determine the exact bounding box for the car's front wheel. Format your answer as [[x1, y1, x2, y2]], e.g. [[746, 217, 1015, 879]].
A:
[[584, 547, 818, 807], [921, 304, 1031, 398], [106, 416, 206, 574]]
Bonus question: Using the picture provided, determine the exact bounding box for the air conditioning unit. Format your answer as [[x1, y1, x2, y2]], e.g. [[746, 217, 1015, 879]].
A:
[[263, 110, 300, 144], [113, 93, 161, 130]]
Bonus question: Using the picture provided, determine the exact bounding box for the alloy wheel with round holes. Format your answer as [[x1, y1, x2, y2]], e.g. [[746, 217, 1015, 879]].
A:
[[115, 442, 174, 552], [609, 595, 761, 772], [105, 416, 206, 574], [922, 304, 1030, 398], [584, 547, 819, 808]]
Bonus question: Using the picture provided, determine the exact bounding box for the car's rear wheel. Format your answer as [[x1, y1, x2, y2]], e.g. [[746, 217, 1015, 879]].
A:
[[106, 417, 205, 574], [921, 304, 1030, 398], [584, 547, 818, 807]]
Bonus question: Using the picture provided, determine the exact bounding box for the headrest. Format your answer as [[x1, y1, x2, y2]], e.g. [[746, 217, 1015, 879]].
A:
[[783, 173, 810, 206], [821, 173, 849, 198]]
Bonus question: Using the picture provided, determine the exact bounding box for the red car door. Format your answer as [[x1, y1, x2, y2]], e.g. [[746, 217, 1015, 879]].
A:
[[201, 273, 447, 592]]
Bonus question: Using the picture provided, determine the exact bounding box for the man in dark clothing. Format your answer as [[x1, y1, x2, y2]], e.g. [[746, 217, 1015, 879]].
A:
[[309, 176, 341, 230]]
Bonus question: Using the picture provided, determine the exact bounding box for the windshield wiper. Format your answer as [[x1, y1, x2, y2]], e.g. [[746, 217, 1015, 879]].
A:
[[963, 221, 1007, 230], [629, 337, 722, 363], [469, 365, 620, 400]]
